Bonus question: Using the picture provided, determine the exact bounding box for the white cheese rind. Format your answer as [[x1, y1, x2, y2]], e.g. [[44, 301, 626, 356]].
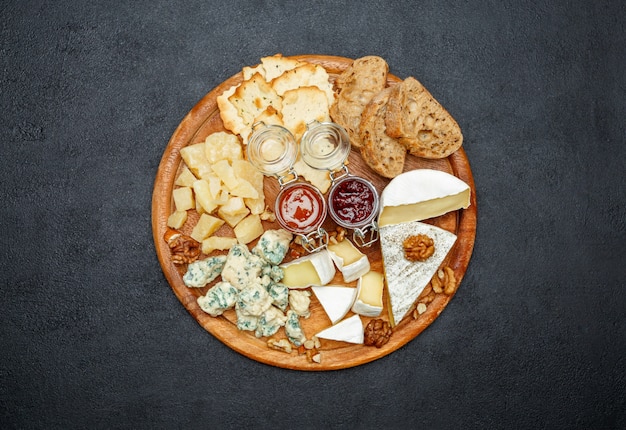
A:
[[311, 285, 357, 324], [280, 249, 335, 288], [380, 220, 457, 326], [351, 271, 384, 317], [327, 240, 370, 283], [315, 314, 364, 344], [378, 169, 470, 227]]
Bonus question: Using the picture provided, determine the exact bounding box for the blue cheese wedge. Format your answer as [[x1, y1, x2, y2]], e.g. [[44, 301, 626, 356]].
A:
[[351, 271, 384, 317], [311, 285, 357, 324], [280, 249, 335, 288], [183, 255, 227, 288], [315, 314, 364, 344], [380, 220, 457, 326], [252, 229, 293, 265], [378, 169, 470, 227], [327, 239, 370, 283], [197, 281, 238, 317]]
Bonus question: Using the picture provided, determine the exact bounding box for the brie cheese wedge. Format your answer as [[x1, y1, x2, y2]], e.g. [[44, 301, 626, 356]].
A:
[[380, 220, 457, 326], [327, 239, 370, 283], [280, 249, 335, 288], [311, 285, 357, 324], [315, 314, 364, 344], [378, 169, 470, 227], [351, 271, 384, 317]]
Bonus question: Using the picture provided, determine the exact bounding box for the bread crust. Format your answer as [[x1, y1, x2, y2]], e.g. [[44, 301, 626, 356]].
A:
[[359, 87, 406, 178], [385, 77, 462, 159], [329, 56, 389, 148]]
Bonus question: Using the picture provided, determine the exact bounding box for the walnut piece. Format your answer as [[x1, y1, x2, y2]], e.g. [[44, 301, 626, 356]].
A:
[[267, 338, 293, 354], [164, 228, 201, 265], [364, 319, 393, 348], [403, 234, 435, 262], [413, 266, 457, 319]]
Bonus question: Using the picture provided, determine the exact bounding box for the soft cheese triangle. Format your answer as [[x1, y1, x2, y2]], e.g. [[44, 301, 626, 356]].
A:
[[380, 220, 457, 326], [315, 314, 364, 344], [378, 169, 470, 227], [280, 249, 336, 289], [311, 285, 357, 325], [327, 239, 370, 283]]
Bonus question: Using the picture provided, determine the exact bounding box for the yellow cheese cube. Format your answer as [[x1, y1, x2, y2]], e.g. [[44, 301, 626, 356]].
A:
[[172, 186, 194, 212], [201, 236, 238, 254], [190, 213, 225, 242], [193, 179, 218, 214], [166, 210, 188, 229], [233, 214, 264, 244], [204, 131, 243, 163], [174, 166, 198, 187]]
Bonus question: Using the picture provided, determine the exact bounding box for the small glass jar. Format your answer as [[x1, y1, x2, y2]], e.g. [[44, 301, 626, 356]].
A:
[[247, 122, 328, 252], [300, 121, 379, 247]]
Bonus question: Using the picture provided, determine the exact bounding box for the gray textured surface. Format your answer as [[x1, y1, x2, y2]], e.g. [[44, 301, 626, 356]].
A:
[[1, 1, 625, 428]]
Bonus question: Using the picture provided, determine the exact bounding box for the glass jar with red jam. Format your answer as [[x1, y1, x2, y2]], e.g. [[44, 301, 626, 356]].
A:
[[247, 122, 328, 252], [300, 121, 380, 247]]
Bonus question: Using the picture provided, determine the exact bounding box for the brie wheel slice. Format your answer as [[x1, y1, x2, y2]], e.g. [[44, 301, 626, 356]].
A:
[[280, 249, 335, 288], [327, 239, 370, 283], [315, 314, 364, 344], [311, 285, 357, 324], [380, 220, 457, 326], [378, 169, 470, 227], [351, 271, 384, 317]]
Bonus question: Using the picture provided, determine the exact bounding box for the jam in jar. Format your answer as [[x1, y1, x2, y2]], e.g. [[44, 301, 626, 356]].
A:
[[275, 182, 327, 235], [328, 176, 378, 229]]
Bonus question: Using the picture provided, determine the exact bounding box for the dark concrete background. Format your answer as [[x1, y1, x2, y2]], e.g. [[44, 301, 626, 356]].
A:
[[1, 1, 624, 428]]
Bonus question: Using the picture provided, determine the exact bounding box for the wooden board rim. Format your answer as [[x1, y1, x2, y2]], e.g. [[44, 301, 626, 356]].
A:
[[152, 54, 477, 370]]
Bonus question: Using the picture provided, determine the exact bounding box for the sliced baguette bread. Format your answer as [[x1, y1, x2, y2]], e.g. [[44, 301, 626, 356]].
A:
[[385, 77, 463, 159], [359, 87, 406, 178], [329, 56, 389, 148]]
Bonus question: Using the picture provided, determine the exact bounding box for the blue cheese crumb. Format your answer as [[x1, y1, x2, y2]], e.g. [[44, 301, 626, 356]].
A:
[[255, 306, 287, 338], [197, 281, 238, 317], [285, 310, 306, 346], [252, 229, 293, 265], [183, 255, 227, 288]]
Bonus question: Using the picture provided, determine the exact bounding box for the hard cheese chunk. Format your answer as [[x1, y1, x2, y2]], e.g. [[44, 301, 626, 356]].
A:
[[380, 220, 457, 326], [378, 169, 470, 227], [351, 271, 384, 317], [280, 249, 335, 289], [315, 314, 364, 344], [311, 285, 357, 324], [327, 239, 370, 283]]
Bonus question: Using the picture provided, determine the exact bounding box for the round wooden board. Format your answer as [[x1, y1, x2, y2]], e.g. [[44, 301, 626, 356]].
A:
[[152, 55, 477, 371]]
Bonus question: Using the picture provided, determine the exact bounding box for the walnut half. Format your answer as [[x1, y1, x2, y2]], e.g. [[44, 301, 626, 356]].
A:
[[403, 234, 435, 262], [164, 228, 201, 265], [364, 319, 393, 348]]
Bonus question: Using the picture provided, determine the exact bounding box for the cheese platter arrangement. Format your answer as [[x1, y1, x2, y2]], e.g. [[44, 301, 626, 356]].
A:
[[152, 54, 477, 370]]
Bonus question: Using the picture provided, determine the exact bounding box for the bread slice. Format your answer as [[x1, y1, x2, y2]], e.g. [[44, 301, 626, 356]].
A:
[[281, 86, 330, 141], [329, 56, 388, 148], [359, 87, 406, 178], [384, 77, 463, 159]]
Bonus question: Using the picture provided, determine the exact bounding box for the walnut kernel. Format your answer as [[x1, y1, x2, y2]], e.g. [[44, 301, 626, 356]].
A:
[[164, 228, 201, 265], [403, 234, 435, 262], [364, 319, 393, 348]]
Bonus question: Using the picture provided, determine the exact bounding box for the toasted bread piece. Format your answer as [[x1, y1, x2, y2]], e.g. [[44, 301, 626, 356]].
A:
[[281, 86, 330, 141], [385, 77, 462, 159], [228, 72, 283, 127], [329, 56, 389, 148], [359, 87, 406, 178], [272, 63, 335, 106], [260, 54, 302, 81]]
